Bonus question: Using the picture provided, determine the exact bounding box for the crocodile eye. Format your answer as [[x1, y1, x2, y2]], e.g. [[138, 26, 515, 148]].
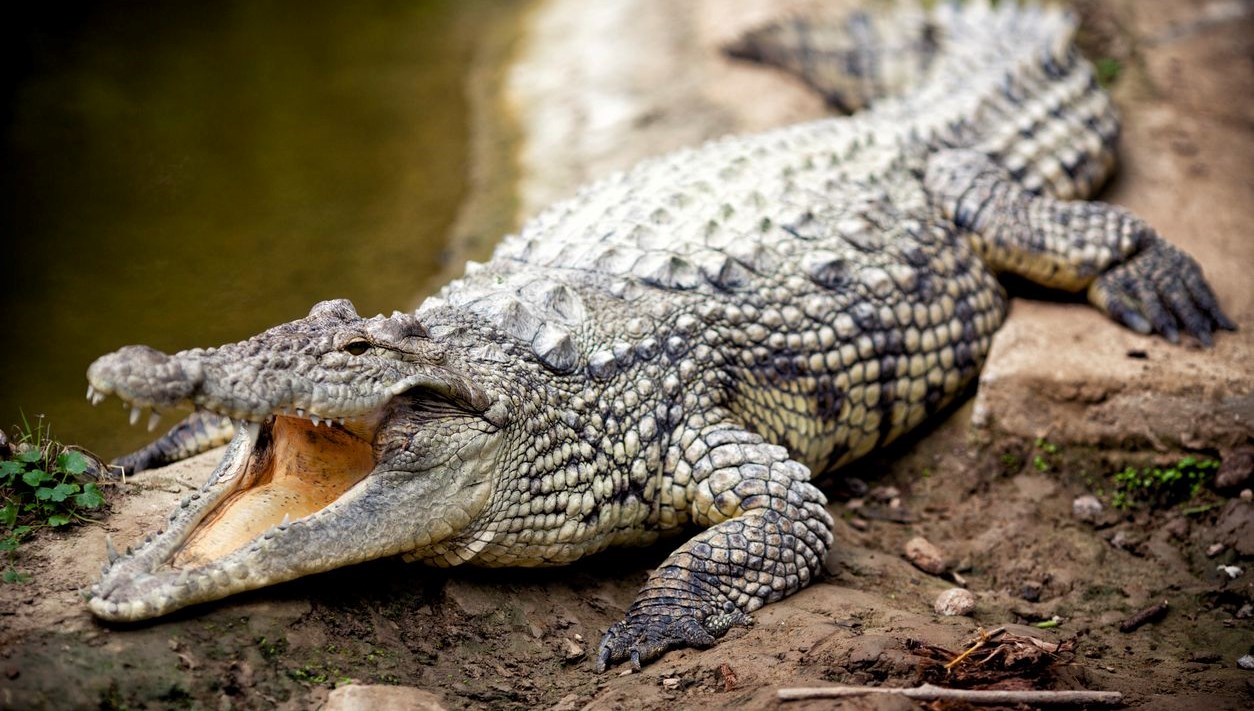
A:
[[343, 340, 370, 356]]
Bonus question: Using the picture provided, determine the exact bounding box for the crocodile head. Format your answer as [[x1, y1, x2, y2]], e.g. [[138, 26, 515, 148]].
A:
[[85, 299, 513, 620]]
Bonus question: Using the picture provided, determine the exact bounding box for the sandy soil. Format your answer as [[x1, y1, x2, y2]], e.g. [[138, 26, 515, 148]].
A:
[[2, 1, 1252, 709]]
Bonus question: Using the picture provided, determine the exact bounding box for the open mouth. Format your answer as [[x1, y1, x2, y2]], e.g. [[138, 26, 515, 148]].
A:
[[88, 405, 391, 621], [168, 412, 377, 570]]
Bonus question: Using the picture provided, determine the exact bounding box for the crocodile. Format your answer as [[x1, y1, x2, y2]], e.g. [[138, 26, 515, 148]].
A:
[[84, 2, 1233, 672]]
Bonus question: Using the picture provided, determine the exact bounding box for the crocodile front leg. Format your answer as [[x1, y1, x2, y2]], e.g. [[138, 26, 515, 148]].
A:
[[596, 425, 833, 671], [110, 411, 236, 476], [924, 148, 1235, 344]]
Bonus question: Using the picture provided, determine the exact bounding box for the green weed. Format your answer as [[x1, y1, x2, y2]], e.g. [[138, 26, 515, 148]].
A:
[[1, 414, 107, 581], [1095, 57, 1123, 87], [1109, 456, 1218, 510]]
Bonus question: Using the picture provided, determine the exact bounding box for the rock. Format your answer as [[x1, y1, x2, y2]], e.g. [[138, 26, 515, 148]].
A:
[[1242, 489, 1253, 501], [661, 677, 681, 691], [904, 537, 947, 575], [1214, 500, 1254, 556], [1019, 581, 1043, 602], [1238, 655, 1254, 671], [324, 685, 447, 711], [1206, 543, 1226, 557], [1072, 495, 1104, 523], [1215, 446, 1254, 490], [562, 638, 585, 663], [934, 588, 976, 616]]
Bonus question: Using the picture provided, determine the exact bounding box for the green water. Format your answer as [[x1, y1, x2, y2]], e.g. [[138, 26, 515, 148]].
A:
[[0, 1, 511, 457]]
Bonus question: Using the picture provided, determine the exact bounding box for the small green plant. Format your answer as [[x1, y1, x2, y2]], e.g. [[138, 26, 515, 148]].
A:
[[1095, 57, 1123, 87], [1031, 437, 1058, 473], [1109, 456, 1219, 510], [1, 414, 107, 582]]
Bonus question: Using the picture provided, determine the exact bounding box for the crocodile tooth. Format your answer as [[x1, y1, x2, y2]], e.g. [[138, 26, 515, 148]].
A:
[[310, 414, 321, 427], [296, 408, 306, 417], [129, 406, 142, 426], [105, 534, 120, 563], [93, 392, 106, 406], [147, 411, 162, 432]]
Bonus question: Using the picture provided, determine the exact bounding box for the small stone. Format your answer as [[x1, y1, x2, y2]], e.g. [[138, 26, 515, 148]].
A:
[[1241, 489, 1253, 501], [934, 587, 976, 616], [1206, 543, 1226, 557], [324, 685, 447, 711], [562, 638, 585, 663], [1238, 654, 1254, 670], [661, 677, 681, 691], [849, 517, 869, 531], [1072, 495, 1103, 523], [1163, 517, 1189, 540], [904, 536, 947, 575], [1215, 446, 1253, 490], [1019, 581, 1043, 602], [1236, 603, 1253, 619], [869, 486, 900, 502], [1189, 651, 1221, 664], [1217, 565, 1242, 580]]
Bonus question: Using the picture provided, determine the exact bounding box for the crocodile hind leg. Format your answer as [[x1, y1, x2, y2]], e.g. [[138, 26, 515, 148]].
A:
[[924, 148, 1235, 345], [596, 424, 833, 671], [108, 411, 235, 476]]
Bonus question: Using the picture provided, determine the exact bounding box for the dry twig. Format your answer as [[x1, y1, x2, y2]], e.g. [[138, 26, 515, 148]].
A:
[[777, 683, 1123, 705], [1119, 600, 1168, 632]]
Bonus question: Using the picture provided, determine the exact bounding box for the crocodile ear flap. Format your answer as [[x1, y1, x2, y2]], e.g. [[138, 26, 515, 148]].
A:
[[367, 312, 429, 344]]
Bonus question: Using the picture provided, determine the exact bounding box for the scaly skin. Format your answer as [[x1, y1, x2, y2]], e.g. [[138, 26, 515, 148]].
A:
[[85, 2, 1232, 672]]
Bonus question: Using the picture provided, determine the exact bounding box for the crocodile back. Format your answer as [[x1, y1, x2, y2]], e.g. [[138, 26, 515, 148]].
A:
[[414, 3, 1110, 545]]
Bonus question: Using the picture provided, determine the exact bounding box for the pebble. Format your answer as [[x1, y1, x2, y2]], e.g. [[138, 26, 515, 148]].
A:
[[849, 516, 869, 531], [1241, 489, 1253, 501], [1206, 543, 1226, 557], [934, 587, 976, 616], [1216, 565, 1242, 580], [324, 685, 447, 711], [661, 677, 681, 691], [904, 536, 947, 575], [1238, 654, 1254, 670], [1215, 446, 1253, 490], [562, 638, 585, 663], [869, 486, 900, 502], [1072, 495, 1103, 523], [1019, 581, 1043, 602]]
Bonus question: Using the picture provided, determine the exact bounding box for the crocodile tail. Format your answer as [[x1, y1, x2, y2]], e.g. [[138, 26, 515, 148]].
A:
[[727, 1, 1119, 201], [724, 2, 939, 114]]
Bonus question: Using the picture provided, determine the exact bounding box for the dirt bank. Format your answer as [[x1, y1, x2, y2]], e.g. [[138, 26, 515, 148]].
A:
[[2, 1, 1252, 709]]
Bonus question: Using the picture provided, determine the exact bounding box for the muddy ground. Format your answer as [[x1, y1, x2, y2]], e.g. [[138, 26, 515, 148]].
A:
[[3, 0, 1253, 709]]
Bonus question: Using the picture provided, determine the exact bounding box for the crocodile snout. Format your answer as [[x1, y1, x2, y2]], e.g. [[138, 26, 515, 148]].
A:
[[87, 345, 204, 409]]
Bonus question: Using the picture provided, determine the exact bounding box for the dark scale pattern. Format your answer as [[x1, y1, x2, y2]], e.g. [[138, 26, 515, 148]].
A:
[[84, 1, 1231, 665]]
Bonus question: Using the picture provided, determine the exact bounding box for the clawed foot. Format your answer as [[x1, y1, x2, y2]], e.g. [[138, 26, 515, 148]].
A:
[[595, 607, 752, 672], [1089, 238, 1236, 346]]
